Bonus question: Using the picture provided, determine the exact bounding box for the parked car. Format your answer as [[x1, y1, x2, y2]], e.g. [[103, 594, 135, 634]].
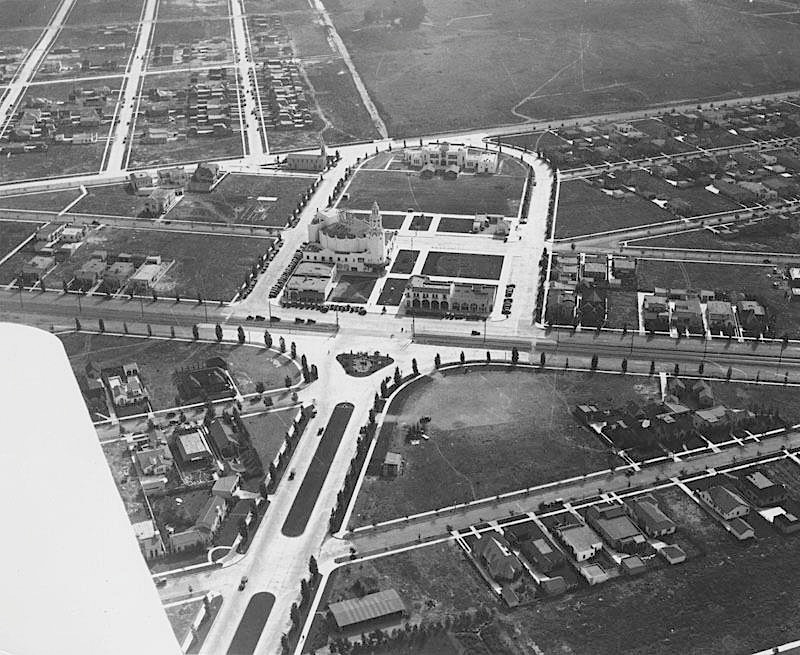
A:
[[255, 315, 266, 321], [238, 576, 248, 591]]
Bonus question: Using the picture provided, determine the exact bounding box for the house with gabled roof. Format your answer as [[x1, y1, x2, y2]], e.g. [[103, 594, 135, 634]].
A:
[[626, 494, 676, 537], [699, 485, 749, 520], [474, 533, 523, 582]]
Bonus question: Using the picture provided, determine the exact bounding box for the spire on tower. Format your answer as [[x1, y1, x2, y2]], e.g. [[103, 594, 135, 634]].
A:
[[369, 201, 383, 230]]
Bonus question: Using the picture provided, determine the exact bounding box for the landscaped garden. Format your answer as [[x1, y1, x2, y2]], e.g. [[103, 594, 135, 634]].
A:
[[336, 351, 394, 377]]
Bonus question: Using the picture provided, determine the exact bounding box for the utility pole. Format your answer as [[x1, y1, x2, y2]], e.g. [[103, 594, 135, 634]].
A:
[[483, 317, 487, 345]]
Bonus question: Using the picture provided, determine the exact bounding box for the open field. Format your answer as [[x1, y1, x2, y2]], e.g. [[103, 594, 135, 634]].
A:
[[605, 290, 638, 329], [50, 226, 272, 301], [60, 333, 299, 410], [0, 188, 81, 212], [0, 220, 38, 257], [69, 183, 145, 217], [0, 0, 62, 28], [157, 0, 229, 19], [421, 252, 503, 280], [351, 368, 654, 526], [166, 174, 311, 226], [555, 179, 673, 239], [304, 541, 493, 653], [65, 0, 145, 25], [330, 0, 800, 135], [631, 226, 800, 256], [328, 274, 377, 304], [636, 259, 800, 337], [707, 381, 800, 424], [339, 158, 526, 216], [376, 276, 408, 306], [241, 408, 298, 471]]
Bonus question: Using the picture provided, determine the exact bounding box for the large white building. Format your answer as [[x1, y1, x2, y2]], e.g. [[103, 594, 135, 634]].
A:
[[304, 201, 394, 273], [403, 142, 499, 175]]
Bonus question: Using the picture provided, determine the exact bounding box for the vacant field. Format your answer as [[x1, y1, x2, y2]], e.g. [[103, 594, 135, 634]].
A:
[[555, 179, 673, 239], [0, 143, 106, 184], [331, 0, 800, 135], [0, 188, 81, 213], [632, 227, 800, 256], [708, 381, 800, 424], [60, 333, 299, 410], [65, 0, 145, 24], [390, 250, 419, 275], [69, 183, 144, 217], [377, 276, 408, 306], [495, 130, 571, 151], [605, 290, 639, 329], [351, 368, 657, 526], [166, 174, 311, 226], [0, 220, 38, 257], [50, 226, 272, 300], [241, 408, 298, 471], [158, 0, 229, 18], [421, 252, 503, 280], [165, 599, 204, 644], [339, 161, 525, 216], [328, 274, 377, 303], [636, 259, 800, 337]]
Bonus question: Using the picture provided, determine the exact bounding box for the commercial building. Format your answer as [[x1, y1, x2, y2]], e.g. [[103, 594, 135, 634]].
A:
[[284, 261, 337, 303], [402, 275, 496, 317]]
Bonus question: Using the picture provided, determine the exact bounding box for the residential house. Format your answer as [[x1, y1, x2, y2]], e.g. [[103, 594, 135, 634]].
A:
[[706, 300, 735, 334], [157, 167, 188, 187], [699, 485, 750, 520], [520, 538, 564, 573], [736, 300, 767, 336], [586, 504, 647, 554], [739, 471, 786, 507], [692, 380, 714, 408], [643, 295, 670, 332], [737, 181, 778, 202], [188, 162, 221, 192], [474, 534, 523, 582], [775, 512, 800, 535], [539, 576, 568, 597], [578, 288, 606, 327], [580, 563, 609, 586], [104, 362, 148, 408], [134, 445, 173, 476], [621, 555, 647, 576], [21, 255, 55, 283], [169, 527, 210, 553], [175, 430, 212, 464], [545, 286, 576, 325], [611, 257, 636, 283], [143, 188, 180, 216], [207, 418, 239, 459], [35, 223, 65, 245], [132, 520, 165, 560], [196, 495, 228, 537], [729, 517, 755, 541], [102, 260, 135, 290], [671, 298, 703, 333], [211, 474, 239, 499], [626, 494, 676, 537], [60, 225, 85, 243], [557, 523, 603, 562], [127, 257, 170, 294]]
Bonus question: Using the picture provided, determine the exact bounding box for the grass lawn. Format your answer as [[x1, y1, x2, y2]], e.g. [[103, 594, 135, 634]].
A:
[[0, 142, 106, 184], [328, 274, 377, 303], [436, 216, 473, 233], [495, 130, 570, 151], [635, 259, 800, 337], [0, 189, 81, 213], [241, 408, 298, 470], [69, 183, 144, 218], [605, 290, 639, 329], [339, 160, 525, 216], [632, 226, 800, 256], [555, 178, 673, 239], [380, 214, 405, 229], [50, 226, 272, 301], [408, 214, 432, 231], [0, 249, 30, 284], [330, 0, 800, 135], [60, 333, 299, 410], [0, 220, 39, 257], [165, 174, 312, 226], [351, 368, 655, 526], [150, 489, 210, 533], [376, 277, 408, 306], [421, 252, 503, 280], [390, 250, 419, 275], [165, 599, 204, 644], [158, 0, 229, 18]]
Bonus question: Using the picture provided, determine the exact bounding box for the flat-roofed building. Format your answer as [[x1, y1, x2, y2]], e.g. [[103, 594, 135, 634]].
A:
[[557, 523, 603, 562], [176, 430, 212, 464], [403, 275, 496, 317]]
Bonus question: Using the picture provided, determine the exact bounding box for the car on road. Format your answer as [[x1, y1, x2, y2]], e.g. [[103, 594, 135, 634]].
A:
[[317, 427, 324, 436], [288, 469, 296, 480], [155, 578, 167, 588], [246, 315, 254, 321], [471, 330, 480, 336], [255, 315, 266, 321], [239, 576, 248, 591]]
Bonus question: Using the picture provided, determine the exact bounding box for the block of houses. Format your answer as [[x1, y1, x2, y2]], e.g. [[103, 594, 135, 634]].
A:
[[699, 485, 749, 520], [176, 430, 213, 464], [706, 300, 735, 334], [21, 255, 55, 282], [132, 519, 165, 560], [211, 474, 239, 499], [520, 538, 564, 573], [658, 544, 687, 565], [557, 523, 603, 561], [381, 452, 403, 478], [626, 494, 676, 537], [586, 504, 647, 553], [474, 534, 523, 582], [738, 471, 786, 507], [207, 418, 240, 459], [143, 187, 181, 216], [134, 445, 173, 476]]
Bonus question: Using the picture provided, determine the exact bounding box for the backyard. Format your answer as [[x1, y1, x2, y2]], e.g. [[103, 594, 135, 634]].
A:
[[351, 367, 656, 526], [555, 178, 673, 239], [60, 333, 299, 410], [339, 162, 525, 216]]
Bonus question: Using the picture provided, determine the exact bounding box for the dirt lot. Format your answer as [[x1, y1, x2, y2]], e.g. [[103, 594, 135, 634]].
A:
[[69, 183, 145, 217], [60, 333, 299, 410], [555, 178, 673, 239], [102, 440, 150, 523], [339, 157, 526, 216], [351, 367, 655, 526], [330, 0, 800, 135], [605, 290, 639, 329]]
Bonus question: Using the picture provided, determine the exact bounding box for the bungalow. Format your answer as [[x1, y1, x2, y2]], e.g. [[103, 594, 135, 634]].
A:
[[557, 523, 603, 562], [143, 187, 180, 216], [621, 555, 647, 576], [626, 494, 676, 537], [586, 504, 647, 553], [739, 471, 786, 507], [169, 527, 210, 553], [35, 223, 65, 245], [196, 495, 227, 536], [134, 445, 173, 476], [381, 452, 403, 478], [474, 534, 523, 582], [157, 167, 188, 188], [737, 300, 767, 336], [189, 162, 222, 192], [706, 300, 735, 334], [699, 485, 749, 520], [21, 255, 55, 283], [692, 380, 714, 408], [75, 257, 106, 288], [580, 563, 609, 586], [775, 512, 800, 535], [102, 260, 135, 290], [671, 299, 703, 333], [643, 295, 669, 331], [211, 474, 239, 499], [520, 538, 564, 573], [60, 225, 85, 243], [207, 418, 239, 459]]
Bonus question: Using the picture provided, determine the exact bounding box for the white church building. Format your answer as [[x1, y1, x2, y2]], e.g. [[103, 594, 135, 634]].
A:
[[304, 201, 395, 273]]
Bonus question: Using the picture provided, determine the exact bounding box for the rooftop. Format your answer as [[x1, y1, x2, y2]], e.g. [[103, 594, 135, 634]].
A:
[[329, 589, 405, 628]]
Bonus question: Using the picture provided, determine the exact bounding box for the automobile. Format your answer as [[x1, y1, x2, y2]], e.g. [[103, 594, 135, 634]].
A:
[[238, 576, 248, 591], [471, 330, 480, 336], [155, 578, 167, 588], [255, 315, 266, 321], [317, 427, 324, 436], [307, 318, 316, 324], [763, 258, 772, 264], [358, 309, 366, 316], [246, 315, 254, 321], [295, 317, 305, 323], [288, 469, 296, 480], [269, 316, 281, 322]]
